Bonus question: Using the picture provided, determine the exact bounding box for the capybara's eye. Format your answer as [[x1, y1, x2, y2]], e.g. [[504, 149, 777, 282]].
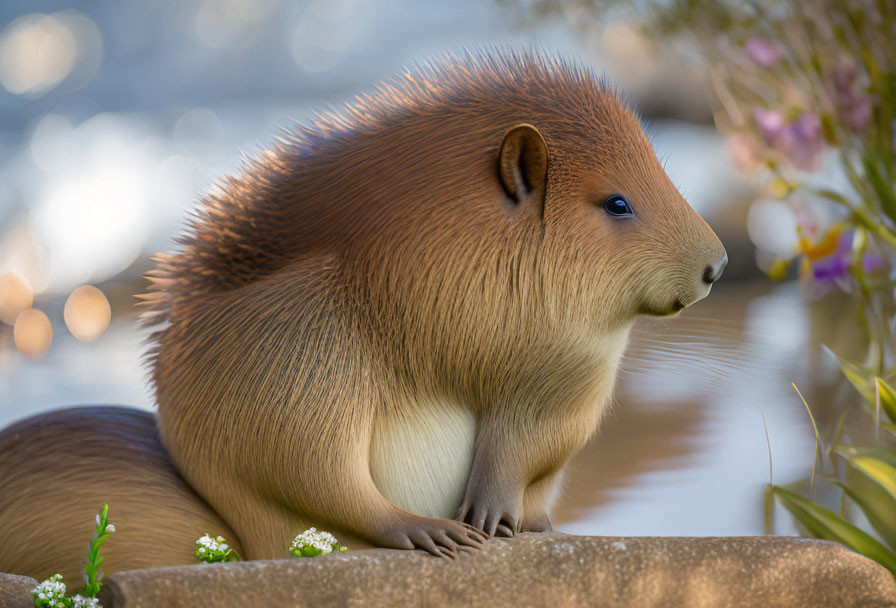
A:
[[604, 194, 634, 217]]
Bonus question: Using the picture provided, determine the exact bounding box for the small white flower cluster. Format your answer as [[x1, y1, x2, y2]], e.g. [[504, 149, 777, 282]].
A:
[[32, 574, 66, 607], [194, 533, 237, 563], [197, 533, 230, 553], [71, 594, 101, 608], [289, 527, 347, 557]]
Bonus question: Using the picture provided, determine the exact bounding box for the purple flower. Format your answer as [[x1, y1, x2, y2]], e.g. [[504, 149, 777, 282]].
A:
[[808, 229, 853, 287], [812, 255, 849, 281], [745, 37, 781, 66], [862, 253, 884, 273], [753, 108, 824, 170], [777, 113, 824, 171]]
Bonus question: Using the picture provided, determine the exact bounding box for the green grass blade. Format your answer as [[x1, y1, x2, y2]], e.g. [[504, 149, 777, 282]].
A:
[[824, 346, 875, 405], [771, 485, 896, 574], [876, 378, 896, 423], [792, 383, 823, 494]]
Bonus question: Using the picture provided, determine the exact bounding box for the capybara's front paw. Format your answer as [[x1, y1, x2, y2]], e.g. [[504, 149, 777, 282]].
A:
[[373, 515, 488, 558], [456, 494, 520, 538]]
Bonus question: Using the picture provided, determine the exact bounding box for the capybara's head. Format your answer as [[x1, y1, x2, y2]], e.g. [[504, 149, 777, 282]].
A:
[[525, 94, 729, 326], [337, 52, 729, 339]]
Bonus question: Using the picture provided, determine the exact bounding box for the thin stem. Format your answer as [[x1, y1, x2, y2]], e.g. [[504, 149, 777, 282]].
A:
[[792, 382, 822, 501]]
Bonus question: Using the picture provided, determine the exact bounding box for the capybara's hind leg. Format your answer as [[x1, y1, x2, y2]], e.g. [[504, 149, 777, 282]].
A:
[[0, 406, 240, 582]]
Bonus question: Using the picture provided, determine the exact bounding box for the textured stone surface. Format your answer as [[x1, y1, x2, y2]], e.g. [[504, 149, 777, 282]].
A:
[[0, 572, 36, 608], [92, 533, 896, 607]]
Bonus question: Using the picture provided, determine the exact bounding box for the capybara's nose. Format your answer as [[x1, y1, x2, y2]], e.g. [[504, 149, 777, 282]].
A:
[[703, 253, 728, 284]]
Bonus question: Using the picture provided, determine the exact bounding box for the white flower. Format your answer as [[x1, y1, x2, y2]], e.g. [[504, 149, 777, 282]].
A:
[[197, 533, 227, 551], [747, 198, 799, 258], [72, 594, 102, 608], [32, 574, 66, 601], [290, 527, 343, 556], [318, 531, 337, 545], [105, 524, 115, 534]]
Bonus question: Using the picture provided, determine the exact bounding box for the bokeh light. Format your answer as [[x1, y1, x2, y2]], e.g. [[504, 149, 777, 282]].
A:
[[0, 13, 76, 96], [195, 0, 280, 49], [63, 285, 111, 342], [0, 11, 101, 98], [27, 114, 157, 294], [0, 273, 33, 325], [13, 308, 52, 358], [290, 0, 371, 73]]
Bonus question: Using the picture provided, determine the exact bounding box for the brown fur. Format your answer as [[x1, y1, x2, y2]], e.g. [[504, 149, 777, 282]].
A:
[[0, 49, 726, 574], [0, 407, 240, 581], [145, 49, 725, 559]]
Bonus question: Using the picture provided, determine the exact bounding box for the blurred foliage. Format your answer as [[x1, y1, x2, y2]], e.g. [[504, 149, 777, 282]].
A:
[[499, 0, 896, 573], [768, 373, 896, 576]]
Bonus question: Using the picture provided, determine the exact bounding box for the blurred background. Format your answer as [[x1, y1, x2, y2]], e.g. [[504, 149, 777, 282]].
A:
[[1, 0, 886, 540]]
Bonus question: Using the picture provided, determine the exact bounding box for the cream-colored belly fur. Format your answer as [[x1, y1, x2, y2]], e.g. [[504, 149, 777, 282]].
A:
[[370, 402, 476, 519]]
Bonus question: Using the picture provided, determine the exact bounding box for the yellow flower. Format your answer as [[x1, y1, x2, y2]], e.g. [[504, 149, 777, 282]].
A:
[[798, 223, 843, 261], [769, 177, 791, 199]]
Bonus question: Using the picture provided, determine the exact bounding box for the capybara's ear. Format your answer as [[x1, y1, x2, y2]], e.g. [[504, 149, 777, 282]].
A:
[[498, 123, 547, 212]]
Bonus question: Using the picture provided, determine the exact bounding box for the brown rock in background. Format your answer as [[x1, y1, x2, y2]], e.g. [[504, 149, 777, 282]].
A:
[[0, 572, 36, 608]]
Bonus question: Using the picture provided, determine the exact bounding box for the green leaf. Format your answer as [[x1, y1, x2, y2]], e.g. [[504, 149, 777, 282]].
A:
[[834, 447, 896, 549], [837, 446, 896, 469], [876, 378, 896, 423], [824, 346, 875, 404], [811, 188, 853, 207], [771, 485, 896, 574], [836, 479, 896, 550]]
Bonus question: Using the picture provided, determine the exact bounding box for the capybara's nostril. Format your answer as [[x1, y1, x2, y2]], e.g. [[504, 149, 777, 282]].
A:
[[703, 254, 728, 284]]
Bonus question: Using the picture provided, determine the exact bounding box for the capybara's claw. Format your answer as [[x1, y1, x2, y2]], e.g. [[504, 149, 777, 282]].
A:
[[376, 515, 487, 557]]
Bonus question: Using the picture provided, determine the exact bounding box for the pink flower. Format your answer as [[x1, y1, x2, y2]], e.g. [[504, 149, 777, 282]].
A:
[[777, 113, 823, 171], [833, 56, 858, 92], [753, 107, 785, 144], [754, 109, 824, 171], [744, 37, 781, 66], [727, 132, 764, 172], [831, 55, 872, 132], [847, 97, 872, 130]]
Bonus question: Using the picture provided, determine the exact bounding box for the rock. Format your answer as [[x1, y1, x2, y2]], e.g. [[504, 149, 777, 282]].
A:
[[89, 533, 896, 607], [0, 572, 36, 608]]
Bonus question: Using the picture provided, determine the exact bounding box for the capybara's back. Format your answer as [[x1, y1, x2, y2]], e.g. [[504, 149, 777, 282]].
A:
[[0, 407, 240, 582]]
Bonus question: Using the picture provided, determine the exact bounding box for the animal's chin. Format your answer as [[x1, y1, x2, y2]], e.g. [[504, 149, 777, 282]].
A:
[[641, 297, 685, 318], [647, 283, 714, 317]]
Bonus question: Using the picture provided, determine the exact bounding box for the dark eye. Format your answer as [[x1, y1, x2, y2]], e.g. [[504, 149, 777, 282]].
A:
[[604, 194, 634, 217]]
